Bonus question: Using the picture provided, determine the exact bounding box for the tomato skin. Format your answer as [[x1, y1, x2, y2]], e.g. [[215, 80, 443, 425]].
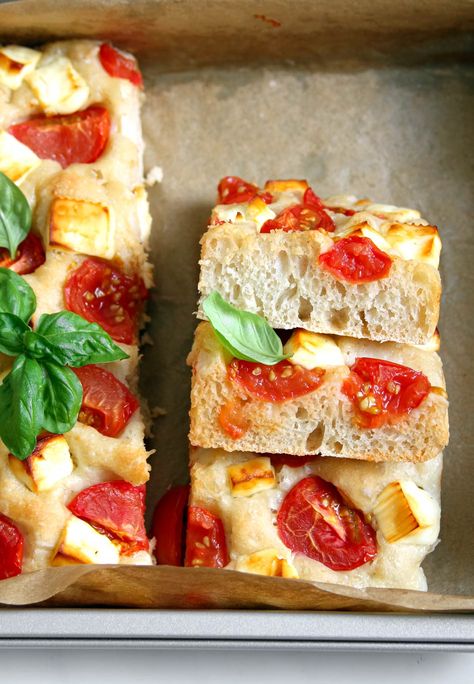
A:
[[68, 480, 148, 554], [277, 476, 377, 571], [217, 176, 259, 205], [260, 187, 335, 234], [0, 233, 45, 275], [152, 485, 190, 566], [319, 235, 392, 283], [9, 106, 111, 169], [99, 43, 143, 87], [269, 454, 319, 468], [342, 357, 431, 429], [73, 365, 139, 438], [185, 506, 229, 568], [64, 258, 147, 344], [0, 513, 24, 580], [228, 359, 325, 403]]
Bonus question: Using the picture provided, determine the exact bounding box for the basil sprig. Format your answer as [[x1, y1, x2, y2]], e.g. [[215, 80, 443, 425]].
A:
[[0, 171, 31, 259], [0, 268, 128, 460], [202, 291, 290, 365]]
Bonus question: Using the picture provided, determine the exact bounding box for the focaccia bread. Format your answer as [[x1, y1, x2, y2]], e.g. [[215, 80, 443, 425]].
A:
[[197, 178, 442, 345], [188, 447, 443, 591], [0, 41, 154, 577], [188, 322, 449, 463]]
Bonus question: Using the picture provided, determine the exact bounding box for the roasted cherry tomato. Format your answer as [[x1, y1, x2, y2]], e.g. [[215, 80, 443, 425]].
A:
[[68, 480, 148, 554], [269, 454, 319, 468], [217, 176, 259, 205], [319, 235, 392, 283], [218, 399, 250, 439], [0, 233, 45, 275], [342, 357, 431, 429], [152, 485, 190, 566], [0, 513, 24, 580], [9, 106, 111, 169], [277, 475, 377, 571], [228, 359, 325, 403], [73, 365, 139, 437], [185, 506, 229, 568], [261, 187, 335, 234], [64, 258, 147, 344], [99, 43, 143, 87]]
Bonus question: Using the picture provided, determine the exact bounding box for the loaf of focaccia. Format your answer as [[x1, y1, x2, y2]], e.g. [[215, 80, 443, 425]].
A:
[[188, 447, 443, 591], [0, 41, 154, 576], [188, 322, 449, 463], [197, 178, 442, 346]]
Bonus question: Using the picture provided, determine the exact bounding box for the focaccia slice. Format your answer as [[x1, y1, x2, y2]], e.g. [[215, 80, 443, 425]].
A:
[[188, 447, 443, 591], [197, 178, 442, 346], [188, 322, 449, 463]]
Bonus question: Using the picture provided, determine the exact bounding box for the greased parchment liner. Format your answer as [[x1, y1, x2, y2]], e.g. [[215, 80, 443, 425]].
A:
[[0, 0, 473, 611]]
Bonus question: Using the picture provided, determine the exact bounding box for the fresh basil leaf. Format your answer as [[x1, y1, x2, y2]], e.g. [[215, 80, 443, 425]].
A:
[[0, 355, 43, 460], [0, 172, 31, 259], [35, 311, 128, 366], [41, 360, 83, 434], [202, 291, 289, 365], [0, 312, 28, 356], [0, 267, 36, 321]]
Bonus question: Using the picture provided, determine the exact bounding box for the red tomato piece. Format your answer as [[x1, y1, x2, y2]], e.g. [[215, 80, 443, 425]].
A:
[[68, 480, 148, 554], [269, 454, 319, 468], [319, 235, 392, 283], [342, 357, 431, 429], [9, 106, 111, 169], [228, 359, 325, 403], [0, 513, 24, 580], [0, 233, 45, 275], [261, 187, 335, 234], [217, 176, 259, 205], [277, 475, 377, 571], [185, 506, 229, 568], [73, 365, 139, 437], [218, 399, 250, 439], [64, 258, 147, 344], [99, 43, 143, 86], [152, 485, 190, 566]]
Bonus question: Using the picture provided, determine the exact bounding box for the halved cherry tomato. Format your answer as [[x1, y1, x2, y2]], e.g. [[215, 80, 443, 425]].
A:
[[64, 258, 147, 344], [228, 359, 325, 402], [269, 454, 319, 468], [9, 106, 111, 169], [0, 513, 24, 580], [99, 43, 143, 87], [277, 475, 377, 571], [218, 399, 250, 439], [185, 506, 229, 568], [68, 480, 148, 554], [342, 357, 431, 429], [217, 176, 259, 205], [261, 186, 335, 234], [319, 235, 392, 283], [73, 365, 139, 437], [152, 485, 190, 566], [0, 233, 45, 275]]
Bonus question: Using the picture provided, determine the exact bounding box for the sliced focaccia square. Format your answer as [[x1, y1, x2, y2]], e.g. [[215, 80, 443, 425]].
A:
[[197, 177, 442, 346], [188, 321, 449, 463], [187, 447, 442, 591]]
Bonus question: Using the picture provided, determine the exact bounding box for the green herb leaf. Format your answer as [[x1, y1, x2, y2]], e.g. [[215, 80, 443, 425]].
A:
[[33, 311, 128, 366], [0, 355, 44, 460], [41, 360, 83, 434], [0, 312, 28, 356], [0, 172, 31, 259], [0, 267, 36, 321], [202, 291, 289, 365]]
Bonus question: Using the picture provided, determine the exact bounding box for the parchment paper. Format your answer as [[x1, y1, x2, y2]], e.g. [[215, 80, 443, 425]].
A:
[[0, 0, 473, 611]]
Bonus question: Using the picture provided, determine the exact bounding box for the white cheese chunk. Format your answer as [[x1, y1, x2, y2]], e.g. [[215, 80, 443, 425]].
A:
[[0, 131, 41, 184], [49, 196, 116, 259], [52, 516, 120, 565], [26, 57, 89, 115], [228, 457, 276, 497], [236, 548, 298, 578], [385, 224, 442, 268], [283, 330, 344, 370], [0, 45, 41, 90], [9, 434, 73, 493]]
